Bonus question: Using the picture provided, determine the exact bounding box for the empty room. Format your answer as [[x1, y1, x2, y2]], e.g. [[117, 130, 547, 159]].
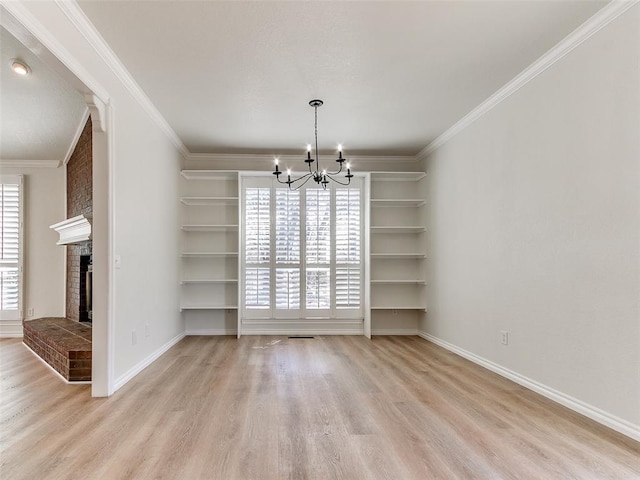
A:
[[0, 1, 638, 478]]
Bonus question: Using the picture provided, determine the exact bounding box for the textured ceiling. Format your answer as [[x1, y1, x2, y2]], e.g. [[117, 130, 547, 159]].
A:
[[0, 26, 87, 162], [77, 0, 607, 156]]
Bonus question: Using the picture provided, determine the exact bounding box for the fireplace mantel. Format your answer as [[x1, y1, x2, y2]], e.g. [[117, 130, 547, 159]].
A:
[[50, 215, 92, 245]]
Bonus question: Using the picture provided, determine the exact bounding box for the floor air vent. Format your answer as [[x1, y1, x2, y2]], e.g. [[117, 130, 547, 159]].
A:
[[288, 336, 315, 339]]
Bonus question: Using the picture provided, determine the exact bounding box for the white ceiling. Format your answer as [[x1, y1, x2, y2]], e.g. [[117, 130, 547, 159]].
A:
[[76, 0, 607, 156], [0, 1, 609, 162], [0, 26, 87, 162]]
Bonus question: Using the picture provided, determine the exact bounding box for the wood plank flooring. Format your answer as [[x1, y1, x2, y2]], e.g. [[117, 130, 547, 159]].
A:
[[1, 335, 639, 479]]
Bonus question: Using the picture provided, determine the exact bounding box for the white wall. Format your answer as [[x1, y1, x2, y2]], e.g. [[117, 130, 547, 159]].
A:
[[12, 1, 184, 387], [420, 5, 640, 437], [0, 166, 66, 335]]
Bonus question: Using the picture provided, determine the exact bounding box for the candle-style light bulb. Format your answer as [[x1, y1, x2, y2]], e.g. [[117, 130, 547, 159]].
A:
[[307, 144, 312, 161], [274, 158, 279, 172], [337, 144, 343, 160]]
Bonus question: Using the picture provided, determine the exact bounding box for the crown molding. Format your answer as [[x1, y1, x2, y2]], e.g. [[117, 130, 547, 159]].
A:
[[53, 0, 189, 157], [418, 0, 639, 158], [0, 159, 60, 168], [62, 107, 90, 167], [185, 152, 419, 165]]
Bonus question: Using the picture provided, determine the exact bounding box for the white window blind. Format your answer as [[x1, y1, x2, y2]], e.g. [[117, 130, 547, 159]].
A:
[[0, 180, 21, 314], [335, 188, 361, 308], [245, 268, 270, 309], [275, 190, 300, 263], [275, 189, 301, 310], [276, 268, 300, 309], [245, 187, 270, 309], [245, 188, 270, 264], [242, 177, 362, 318], [306, 267, 330, 309], [305, 189, 331, 265]]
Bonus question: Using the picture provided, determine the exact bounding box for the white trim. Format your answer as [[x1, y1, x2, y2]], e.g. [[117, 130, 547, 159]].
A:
[[0, 160, 59, 168], [241, 329, 364, 336], [372, 328, 418, 336], [0, 1, 110, 104], [417, 331, 640, 443], [0, 321, 24, 337], [240, 318, 364, 336], [418, 0, 640, 158], [62, 108, 91, 166], [186, 329, 237, 336], [113, 331, 186, 392], [22, 342, 91, 384], [54, 0, 188, 157], [187, 152, 418, 165], [49, 214, 91, 245]]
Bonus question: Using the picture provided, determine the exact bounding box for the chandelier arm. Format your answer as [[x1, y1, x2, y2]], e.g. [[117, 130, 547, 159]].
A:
[[288, 172, 314, 185], [287, 173, 315, 191], [327, 175, 352, 186], [325, 163, 344, 176]]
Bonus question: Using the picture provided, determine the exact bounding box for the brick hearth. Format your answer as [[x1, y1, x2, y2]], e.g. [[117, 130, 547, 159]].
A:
[[23, 318, 92, 382]]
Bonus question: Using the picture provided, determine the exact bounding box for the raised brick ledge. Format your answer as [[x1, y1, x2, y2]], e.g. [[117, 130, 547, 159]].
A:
[[23, 317, 92, 382]]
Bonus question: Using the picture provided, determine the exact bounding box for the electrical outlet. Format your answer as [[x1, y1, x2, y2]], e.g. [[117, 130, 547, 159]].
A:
[[27, 307, 34, 317], [501, 330, 509, 345], [144, 324, 150, 338], [132, 330, 137, 345]]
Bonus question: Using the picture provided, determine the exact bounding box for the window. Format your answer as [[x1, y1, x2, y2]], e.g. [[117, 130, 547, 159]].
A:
[[0, 176, 23, 321], [242, 177, 362, 319]]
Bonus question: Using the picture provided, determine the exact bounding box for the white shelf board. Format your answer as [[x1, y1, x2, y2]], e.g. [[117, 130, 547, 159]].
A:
[[371, 253, 426, 259], [181, 224, 238, 232], [371, 199, 426, 207], [180, 170, 238, 181], [371, 226, 425, 233], [181, 252, 238, 258], [180, 279, 238, 285], [370, 172, 426, 182], [371, 280, 426, 285], [180, 196, 238, 206], [180, 305, 238, 312]]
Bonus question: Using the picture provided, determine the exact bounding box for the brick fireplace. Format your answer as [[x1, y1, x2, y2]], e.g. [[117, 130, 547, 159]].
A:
[[66, 117, 93, 323], [23, 117, 94, 382]]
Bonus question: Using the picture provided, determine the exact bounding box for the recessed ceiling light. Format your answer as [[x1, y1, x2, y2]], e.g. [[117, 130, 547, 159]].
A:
[[11, 59, 30, 76]]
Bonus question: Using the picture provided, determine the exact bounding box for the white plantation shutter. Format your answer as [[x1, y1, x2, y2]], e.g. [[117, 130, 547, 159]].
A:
[[245, 188, 270, 264], [336, 268, 360, 308], [335, 188, 361, 308], [306, 267, 330, 309], [276, 268, 300, 309], [245, 187, 270, 309], [275, 189, 301, 310], [0, 178, 22, 317], [306, 189, 331, 264], [275, 190, 300, 263], [242, 177, 362, 318], [245, 268, 270, 309]]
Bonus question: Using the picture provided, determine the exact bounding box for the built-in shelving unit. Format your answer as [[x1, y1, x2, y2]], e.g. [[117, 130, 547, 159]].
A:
[[369, 171, 427, 324], [180, 171, 239, 315]]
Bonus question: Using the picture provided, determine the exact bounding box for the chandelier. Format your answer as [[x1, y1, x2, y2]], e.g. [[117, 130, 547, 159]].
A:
[[273, 99, 353, 190]]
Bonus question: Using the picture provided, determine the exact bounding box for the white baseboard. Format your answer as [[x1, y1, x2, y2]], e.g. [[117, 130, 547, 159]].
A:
[[114, 331, 186, 392], [372, 328, 418, 336], [240, 329, 364, 335], [417, 331, 640, 443], [186, 329, 237, 336], [0, 321, 23, 338]]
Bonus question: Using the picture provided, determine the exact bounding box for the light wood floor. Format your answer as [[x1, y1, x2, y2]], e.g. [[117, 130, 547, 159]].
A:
[[1, 336, 639, 479]]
